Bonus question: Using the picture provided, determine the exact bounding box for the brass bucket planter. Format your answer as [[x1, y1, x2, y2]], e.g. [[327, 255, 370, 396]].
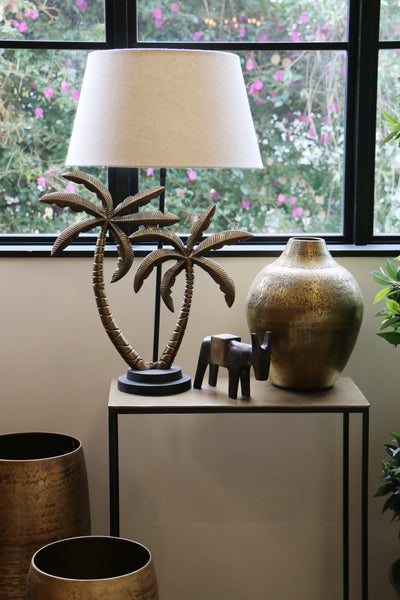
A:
[[26, 536, 159, 600], [0, 432, 91, 600]]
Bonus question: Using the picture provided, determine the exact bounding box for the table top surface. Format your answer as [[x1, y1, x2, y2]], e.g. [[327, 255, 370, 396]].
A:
[[108, 376, 369, 412]]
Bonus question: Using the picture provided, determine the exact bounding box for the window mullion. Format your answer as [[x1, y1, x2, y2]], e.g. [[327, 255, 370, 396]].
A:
[[353, 0, 381, 244]]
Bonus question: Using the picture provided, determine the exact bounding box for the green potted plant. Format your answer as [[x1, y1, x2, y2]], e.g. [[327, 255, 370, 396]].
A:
[[372, 105, 400, 595], [371, 257, 400, 347], [375, 432, 400, 597]]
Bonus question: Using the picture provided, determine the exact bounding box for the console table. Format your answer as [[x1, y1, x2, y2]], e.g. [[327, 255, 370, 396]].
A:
[[108, 376, 369, 600]]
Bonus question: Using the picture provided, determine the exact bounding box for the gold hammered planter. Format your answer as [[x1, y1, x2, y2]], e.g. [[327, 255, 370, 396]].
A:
[[246, 237, 364, 390], [0, 432, 91, 600], [26, 536, 159, 600]]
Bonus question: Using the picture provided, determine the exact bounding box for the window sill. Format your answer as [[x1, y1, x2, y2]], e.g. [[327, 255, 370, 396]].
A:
[[0, 242, 399, 258]]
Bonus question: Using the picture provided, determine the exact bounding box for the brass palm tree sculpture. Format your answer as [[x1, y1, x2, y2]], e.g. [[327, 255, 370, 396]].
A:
[[41, 171, 253, 395]]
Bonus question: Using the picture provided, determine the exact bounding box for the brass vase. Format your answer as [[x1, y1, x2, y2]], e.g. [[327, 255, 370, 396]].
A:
[[246, 237, 364, 390], [0, 432, 91, 600], [26, 536, 159, 600]]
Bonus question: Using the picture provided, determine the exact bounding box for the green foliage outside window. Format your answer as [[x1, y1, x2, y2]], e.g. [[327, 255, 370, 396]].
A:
[[0, 0, 397, 237]]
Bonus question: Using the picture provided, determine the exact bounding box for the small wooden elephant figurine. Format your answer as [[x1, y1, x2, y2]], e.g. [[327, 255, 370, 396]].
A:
[[193, 331, 271, 399]]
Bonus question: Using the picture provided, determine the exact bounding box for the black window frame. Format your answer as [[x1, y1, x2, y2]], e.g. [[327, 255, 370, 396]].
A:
[[1, 0, 398, 256]]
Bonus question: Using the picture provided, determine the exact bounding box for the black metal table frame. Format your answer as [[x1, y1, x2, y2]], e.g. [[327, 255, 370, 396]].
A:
[[109, 393, 369, 600]]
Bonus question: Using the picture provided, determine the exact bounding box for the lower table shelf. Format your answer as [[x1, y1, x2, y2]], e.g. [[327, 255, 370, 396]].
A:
[[108, 376, 369, 600]]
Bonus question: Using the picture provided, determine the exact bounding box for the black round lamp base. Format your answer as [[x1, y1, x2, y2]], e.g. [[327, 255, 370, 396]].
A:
[[117, 365, 191, 396]]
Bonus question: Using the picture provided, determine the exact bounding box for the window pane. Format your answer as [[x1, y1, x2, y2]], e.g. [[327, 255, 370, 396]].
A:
[[380, 0, 400, 41], [141, 50, 346, 235], [0, 0, 105, 42], [138, 0, 348, 43], [0, 48, 104, 234], [375, 50, 400, 234]]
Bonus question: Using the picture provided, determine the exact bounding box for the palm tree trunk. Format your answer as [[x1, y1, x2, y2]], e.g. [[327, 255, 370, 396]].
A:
[[93, 226, 148, 370], [153, 261, 194, 369]]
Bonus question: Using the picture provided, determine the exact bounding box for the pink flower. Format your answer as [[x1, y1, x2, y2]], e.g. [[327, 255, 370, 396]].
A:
[[188, 170, 197, 181], [291, 30, 300, 42], [18, 22, 27, 33], [242, 199, 250, 210], [300, 12, 309, 24], [75, 0, 87, 12], [66, 184, 75, 193], [328, 102, 339, 113], [12, 19, 19, 27], [171, 2, 179, 12], [153, 7, 162, 19], [44, 87, 54, 99], [61, 81, 70, 91], [320, 133, 329, 144], [277, 194, 286, 204], [37, 176, 47, 188], [31, 82, 37, 90], [256, 97, 263, 105], [34, 107, 44, 118], [249, 79, 263, 94], [289, 196, 297, 206], [210, 190, 220, 201], [291, 206, 304, 218], [308, 127, 317, 137], [192, 31, 202, 41], [154, 18, 163, 28], [259, 32, 267, 41], [48, 167, 54, 176], [274, 70, 284, 81], [322, 115, 329, 125], [146, 168, 154, 176], [30, 9, 39, 19], [246, 58, 256, 71], [238, 27, 246, 37], [71, 89, 80, 102]]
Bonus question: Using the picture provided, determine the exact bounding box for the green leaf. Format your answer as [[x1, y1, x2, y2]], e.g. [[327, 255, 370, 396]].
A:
[[375, 482, 396, 497], [377, 331, 400, 346], [386, 259, 399, 280], [386, 298, 400, 314], [374, 287, 392, 303], [371, 271, 395, 286]]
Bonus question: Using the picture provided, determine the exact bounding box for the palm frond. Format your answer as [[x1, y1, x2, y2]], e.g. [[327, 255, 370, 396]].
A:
[[109, 223, 134, 283], [51, 216, 104, 255], [193, 230, 254, 256], [134, 249, 183, 293], [160, 261, 186, 312], [115, 211, 180, 229], [62, 171, 113, 213], [130, 227, 186, 252], [113, 187, 165, 216], [192, 256, 236, 307], [187, 204, 216, 252], [40, 191, 103, 218]]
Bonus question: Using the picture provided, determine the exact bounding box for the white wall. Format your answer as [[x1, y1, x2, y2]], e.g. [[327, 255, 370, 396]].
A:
[[0, 253, 398, 599]]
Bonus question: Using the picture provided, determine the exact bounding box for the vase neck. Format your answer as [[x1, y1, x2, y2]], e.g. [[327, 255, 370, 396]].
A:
[[283, 237, 329, 259]]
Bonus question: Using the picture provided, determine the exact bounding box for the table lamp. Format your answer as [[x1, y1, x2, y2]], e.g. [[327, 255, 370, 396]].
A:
[[41, 48, 262, 395]]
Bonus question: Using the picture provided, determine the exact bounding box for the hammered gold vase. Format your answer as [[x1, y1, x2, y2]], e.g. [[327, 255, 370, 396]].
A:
[[0, 432, 91, 600], [26, 536, 159, 600], [246, 237, 364, 390]]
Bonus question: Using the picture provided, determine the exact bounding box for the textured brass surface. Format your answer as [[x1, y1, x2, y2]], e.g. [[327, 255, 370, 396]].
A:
[[0, 432, 91, 600], [41, 173, 253, 372], [26, 536, 158, 600], [246, 237, 364, 390]]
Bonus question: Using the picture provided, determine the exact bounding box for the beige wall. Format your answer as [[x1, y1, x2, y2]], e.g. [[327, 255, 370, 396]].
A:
[[0, 253, 397, 599]]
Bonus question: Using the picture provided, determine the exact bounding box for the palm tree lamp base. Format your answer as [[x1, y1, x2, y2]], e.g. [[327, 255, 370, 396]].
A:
[[117, 365, 191, 396]]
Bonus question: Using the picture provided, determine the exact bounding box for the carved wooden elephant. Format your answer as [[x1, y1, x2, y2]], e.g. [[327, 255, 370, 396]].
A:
[[193, 331, 271, 399]]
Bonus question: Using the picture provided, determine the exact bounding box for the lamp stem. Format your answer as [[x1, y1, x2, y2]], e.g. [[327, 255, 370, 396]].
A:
[[152, 167, 166, 364]]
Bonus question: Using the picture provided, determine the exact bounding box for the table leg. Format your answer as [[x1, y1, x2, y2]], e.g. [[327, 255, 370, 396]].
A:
[[109, 409, 120, 537]]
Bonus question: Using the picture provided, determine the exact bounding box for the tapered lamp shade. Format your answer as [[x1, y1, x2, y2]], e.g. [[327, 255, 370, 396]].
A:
[[66, 49, 262, 169]]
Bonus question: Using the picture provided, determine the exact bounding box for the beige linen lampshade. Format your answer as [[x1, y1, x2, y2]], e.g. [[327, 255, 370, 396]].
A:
[[65, 48, 262, 169]]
